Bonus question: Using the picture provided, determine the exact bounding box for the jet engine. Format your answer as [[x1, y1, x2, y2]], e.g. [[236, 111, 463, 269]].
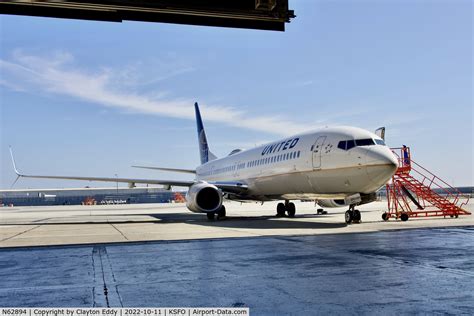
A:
[[185, 182, 223, 213], [316, 192, 377, 208]]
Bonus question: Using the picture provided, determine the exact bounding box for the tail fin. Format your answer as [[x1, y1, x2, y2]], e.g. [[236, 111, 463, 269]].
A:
[[194, 102, 217, 165]]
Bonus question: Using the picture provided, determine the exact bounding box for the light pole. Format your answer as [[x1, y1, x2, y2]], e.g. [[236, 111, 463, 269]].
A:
[[115, 173, 118, 194]]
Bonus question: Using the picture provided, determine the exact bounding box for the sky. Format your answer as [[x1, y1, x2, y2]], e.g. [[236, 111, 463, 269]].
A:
[[0, 0, 472, 189]]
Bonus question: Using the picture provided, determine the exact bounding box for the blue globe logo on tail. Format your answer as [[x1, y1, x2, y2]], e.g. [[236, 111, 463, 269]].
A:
[[195, 102, 210, 165]]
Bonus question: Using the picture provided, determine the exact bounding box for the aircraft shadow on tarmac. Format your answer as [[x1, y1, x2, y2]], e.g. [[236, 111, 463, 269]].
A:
[[1, 213, 347, 229], [121, 212, 347, 229]]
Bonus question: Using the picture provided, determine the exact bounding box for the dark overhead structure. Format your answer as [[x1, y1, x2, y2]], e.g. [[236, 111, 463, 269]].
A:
[[0, 0, 295, 31]]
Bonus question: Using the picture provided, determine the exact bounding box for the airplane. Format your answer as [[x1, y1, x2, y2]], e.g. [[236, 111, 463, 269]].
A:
[[9, 102, 398, 223]]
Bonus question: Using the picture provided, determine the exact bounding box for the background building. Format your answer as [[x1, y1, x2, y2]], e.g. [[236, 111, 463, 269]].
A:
[[0, 187, 186, 206]]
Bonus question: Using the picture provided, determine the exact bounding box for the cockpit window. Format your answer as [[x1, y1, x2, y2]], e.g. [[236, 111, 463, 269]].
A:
[[338, 138, 376, 150], [355, 138, 375, 146], [338, 140, 356, 150], [375, 139, 385, 145], [346, 140, 355, 150]]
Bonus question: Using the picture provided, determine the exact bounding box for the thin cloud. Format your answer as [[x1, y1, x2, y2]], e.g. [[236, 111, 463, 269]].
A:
[[0, 50, 313, 136]]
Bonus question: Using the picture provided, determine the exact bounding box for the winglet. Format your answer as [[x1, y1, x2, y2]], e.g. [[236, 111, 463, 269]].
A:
[[9, 146, 22, 188], [9, 146, 22, 176]]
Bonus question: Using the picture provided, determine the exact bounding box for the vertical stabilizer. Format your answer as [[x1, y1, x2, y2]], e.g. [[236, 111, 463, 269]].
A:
[[194, 102, 217, 165]]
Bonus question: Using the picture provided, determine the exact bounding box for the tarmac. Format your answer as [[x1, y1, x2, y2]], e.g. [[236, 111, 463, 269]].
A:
[[0, 201, 473, 313], [1, 201, 473, 247]]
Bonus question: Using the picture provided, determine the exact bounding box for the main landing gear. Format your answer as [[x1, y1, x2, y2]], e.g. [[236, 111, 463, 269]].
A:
[[276, 200, 296, 218], [206, 205, 226, 220], [345, 205, 361, 224]]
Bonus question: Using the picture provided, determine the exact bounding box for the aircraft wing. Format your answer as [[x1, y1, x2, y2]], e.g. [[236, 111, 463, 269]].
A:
[[9, 148, 248, 193], [13, 171, 195, 187], [9, 148, 194, 188]]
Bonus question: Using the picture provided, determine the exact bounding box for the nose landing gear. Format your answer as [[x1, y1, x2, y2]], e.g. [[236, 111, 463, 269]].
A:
[[345, 205, 361, 224]]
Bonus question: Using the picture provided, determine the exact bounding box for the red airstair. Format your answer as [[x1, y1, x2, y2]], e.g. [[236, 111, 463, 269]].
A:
[[383, 147, 471, 221]]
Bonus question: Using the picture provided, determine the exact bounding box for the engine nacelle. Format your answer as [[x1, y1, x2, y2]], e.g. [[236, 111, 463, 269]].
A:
[[316, 199, 348, 208], [185, 182, 223, 213], [316, 193, 377, 208]]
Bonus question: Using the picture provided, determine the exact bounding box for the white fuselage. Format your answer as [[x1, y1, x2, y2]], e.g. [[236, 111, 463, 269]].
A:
[[196, 126, 398, 201]]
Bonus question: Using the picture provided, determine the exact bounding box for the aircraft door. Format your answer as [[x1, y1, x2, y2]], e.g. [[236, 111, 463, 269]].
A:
[[312, 136, 326, 169]]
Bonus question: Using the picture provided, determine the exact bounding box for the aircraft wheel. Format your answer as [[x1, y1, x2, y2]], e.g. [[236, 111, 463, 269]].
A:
[[206, 212, 215, 220], [352, 209, 361, 222], [400, 213, 409, 222], [345, 210, 353, 224], [276, 203, 286, 217], [217, 205, 226, 219], [287, 202, 296, 218], [382, 212, 389, 221]]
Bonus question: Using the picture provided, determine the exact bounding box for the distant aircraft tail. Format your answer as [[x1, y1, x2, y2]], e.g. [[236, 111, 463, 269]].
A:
[[194, 102, 217, 165]]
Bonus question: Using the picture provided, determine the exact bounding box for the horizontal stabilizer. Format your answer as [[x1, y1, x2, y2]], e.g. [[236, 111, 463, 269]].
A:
[[132, 165, 196, 174]]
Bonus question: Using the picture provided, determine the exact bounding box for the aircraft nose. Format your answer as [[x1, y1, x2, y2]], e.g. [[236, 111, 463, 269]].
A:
[[365, 147, 398, 185], [366, 146, 398, 167]]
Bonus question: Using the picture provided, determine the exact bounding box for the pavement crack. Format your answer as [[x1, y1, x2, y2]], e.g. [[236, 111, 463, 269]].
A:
[[0, 225, 40, 243], [104, 246, 123, 307], [92, 245, 110, 307], [99, 247, 111, 308], [110, 223, 129, 241], [92, 245, 122, 307]]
